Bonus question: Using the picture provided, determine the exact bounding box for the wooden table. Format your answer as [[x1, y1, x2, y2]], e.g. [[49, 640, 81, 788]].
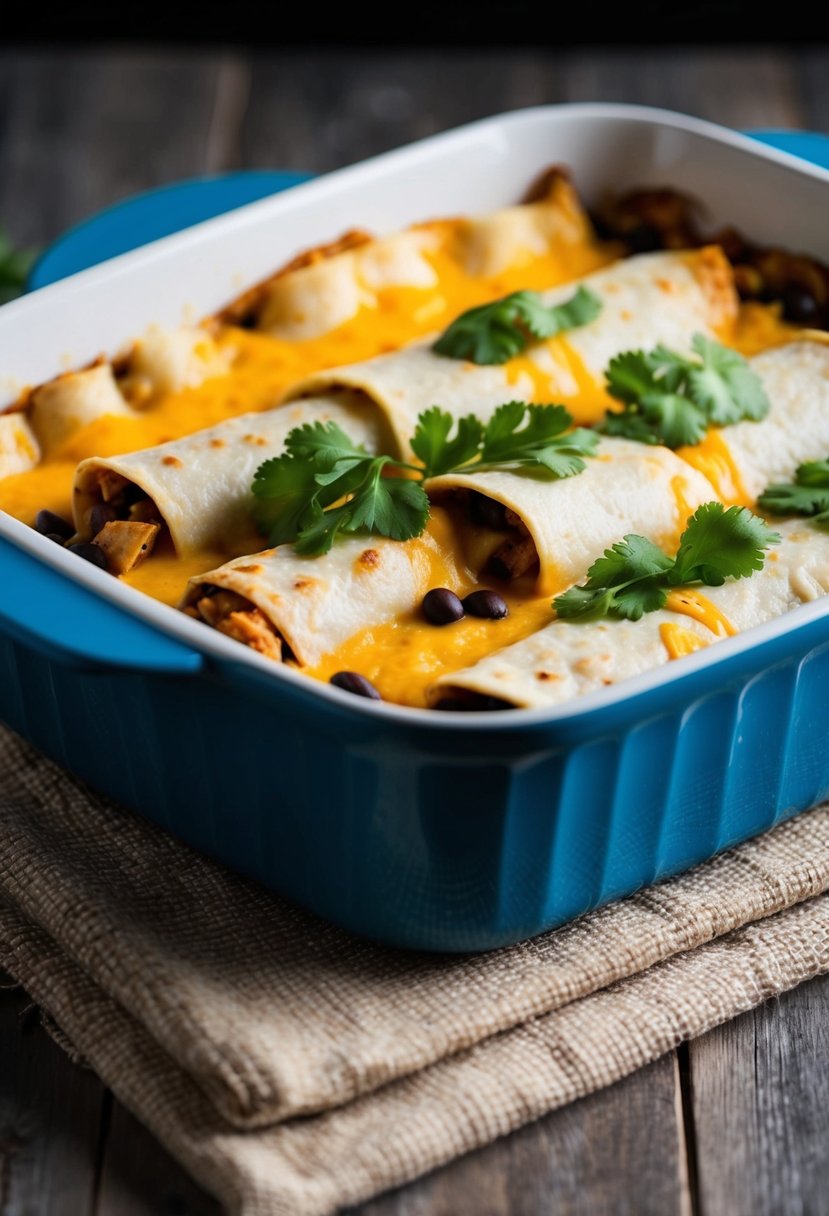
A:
[[1, 43, 828, 1215]]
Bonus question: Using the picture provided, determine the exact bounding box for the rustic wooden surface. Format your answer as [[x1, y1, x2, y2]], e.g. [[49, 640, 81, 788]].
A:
[[1, 43, 829, 1215]]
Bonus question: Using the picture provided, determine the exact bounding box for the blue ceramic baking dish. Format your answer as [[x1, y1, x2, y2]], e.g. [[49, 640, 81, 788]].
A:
[[3, 105, 829, 952]]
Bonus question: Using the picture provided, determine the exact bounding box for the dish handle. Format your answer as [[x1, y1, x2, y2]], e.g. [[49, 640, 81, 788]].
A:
[[0, 536, 204, 675]]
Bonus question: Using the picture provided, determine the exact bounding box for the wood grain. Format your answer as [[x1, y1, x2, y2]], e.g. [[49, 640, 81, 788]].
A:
[[689, 973, 829, 1216], [0, 976, 105, 1216], [96, 1102, 221, 1216], [347, 1055, 689, 1216]]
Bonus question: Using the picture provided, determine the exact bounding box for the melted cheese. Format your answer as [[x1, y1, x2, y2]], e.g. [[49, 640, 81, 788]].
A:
[[664, 588, 738, 638], [504, 336, 615, 424], [659, 622, 710, 660], [677, 428, 755, 507], [0, 232, 614, 531], [0, 211, 801, 709], [309, 595, 555, 709], [659, 588, 738, 663]]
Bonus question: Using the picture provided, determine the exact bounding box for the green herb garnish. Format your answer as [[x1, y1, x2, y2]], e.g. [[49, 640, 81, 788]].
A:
[[433, 285, 602, 365], [0, 229, 38, 305], [553, 502, 779, 623], [252, 422, 430, 556], [758, 459, 829, 525], [253, 402, 599, 555], [412, 401, 599, 480], [601, 334, 770, 449]]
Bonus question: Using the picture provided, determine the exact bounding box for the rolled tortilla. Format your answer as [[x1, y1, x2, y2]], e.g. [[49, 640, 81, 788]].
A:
[[679, 339, 829, 505], [29, 363, 133, 453], [73, 392, 388, 556], [0, 412, 40, 479], [179, 436, 715, 669], [433, 520, 829, 710], [182, 533, 433, 668], [127, 324, 232, 396], [284, 247, 738, 446], [249, 172, 601, 341], [426, 438, 718, 596]]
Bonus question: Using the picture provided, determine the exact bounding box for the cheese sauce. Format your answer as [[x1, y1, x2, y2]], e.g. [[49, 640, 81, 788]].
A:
[[0, 221, 799, 705]]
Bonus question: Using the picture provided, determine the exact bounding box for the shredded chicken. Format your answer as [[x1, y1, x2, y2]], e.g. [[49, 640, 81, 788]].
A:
[[194, 590, 283, 662], [92, 520, 159, 574]]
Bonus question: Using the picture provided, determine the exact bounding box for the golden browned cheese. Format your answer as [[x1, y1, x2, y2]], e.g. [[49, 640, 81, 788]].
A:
[[0, 180, 802, 708]]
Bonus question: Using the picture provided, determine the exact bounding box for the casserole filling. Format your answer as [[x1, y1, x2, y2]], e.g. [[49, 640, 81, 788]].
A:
[[2, 167, 826, 713]]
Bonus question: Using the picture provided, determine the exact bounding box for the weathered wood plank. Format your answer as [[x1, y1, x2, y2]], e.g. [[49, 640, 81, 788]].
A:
[[239, 47, 810, 178], [96, 1101, 221, 1216], [347, 1054, 688, 1216], [0, 50, 227, 246], [558, 49, 803, 129], [0, 974, 105, 1216], [689, 972, 829, 1216]]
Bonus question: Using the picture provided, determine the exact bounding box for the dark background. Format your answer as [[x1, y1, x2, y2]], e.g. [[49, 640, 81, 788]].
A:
[[2, 2, 820, 45]]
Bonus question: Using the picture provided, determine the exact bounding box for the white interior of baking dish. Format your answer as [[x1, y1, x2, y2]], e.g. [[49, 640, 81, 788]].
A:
[[3, 102, 829, 726]]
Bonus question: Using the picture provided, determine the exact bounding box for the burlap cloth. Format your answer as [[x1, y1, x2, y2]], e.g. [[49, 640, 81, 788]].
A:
[[2, 726, 829, 1214]]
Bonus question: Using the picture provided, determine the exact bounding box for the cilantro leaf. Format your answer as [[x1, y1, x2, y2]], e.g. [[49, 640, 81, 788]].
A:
[[555, 534, 673, 622], [516, 285, 603, 340], [292, 498, 355, 556], [433, 286, 602, 365], [601, 335, 768, 449], [252, 454, 325, 547], [685, 334, 770, 425], [284, 419, 371, 467], [477, 403, 599, 477], [670, 502, 780, 586], [410, 408, 483, 479], [345, 466, 430, 540], [553, 503, 779, 623], [253, 400, 599, 558], [759, 458, 829, 524], [481, 402, 569, 462]]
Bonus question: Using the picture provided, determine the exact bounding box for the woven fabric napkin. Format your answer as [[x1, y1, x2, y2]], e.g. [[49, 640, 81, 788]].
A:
[[2, 726, 829, 1215]]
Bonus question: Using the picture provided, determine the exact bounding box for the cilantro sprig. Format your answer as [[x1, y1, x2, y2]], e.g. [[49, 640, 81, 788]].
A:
[[433, 285, 602, 365], [601, 334, 770, 449], [758, 459, 829, 525], [0, 228, 38, 305], [253, 402, 599, 556], [553, 503, 780, 623], [252, 422, 430, 556], [413, 401, 599, 480]]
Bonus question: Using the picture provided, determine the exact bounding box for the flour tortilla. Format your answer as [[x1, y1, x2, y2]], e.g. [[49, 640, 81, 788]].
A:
[[0, 412, 40, 479], [29, 363, 133, 454], [73, 393, 388, 557], [182, 534, 432, 668], [255, 173, 597, 341], [693, 339, 829, 503], [284, 247, 737, 453], [427, 438, 717, 596], [433, 521, 829, 710]]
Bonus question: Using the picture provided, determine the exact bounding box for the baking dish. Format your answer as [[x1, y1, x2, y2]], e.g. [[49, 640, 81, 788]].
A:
[[3, 104, 829, 952]]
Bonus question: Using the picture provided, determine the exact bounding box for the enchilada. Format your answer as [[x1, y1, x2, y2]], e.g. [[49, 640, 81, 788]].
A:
[[1, 166, 825, 716]]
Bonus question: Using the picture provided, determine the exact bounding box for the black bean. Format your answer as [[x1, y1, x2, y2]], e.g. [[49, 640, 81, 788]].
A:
[[67, 542, 109, 571], [422, 587, 465, 625], [34, 508, 73, 539], [781, 284, 822, 325], [468, 491, 508, 530], [43, 533, 68, 545], [463, 589, 509, 619], [330, 671, 382, 700], [625, 224, 663, 254], [88, 502, 117, 536]]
